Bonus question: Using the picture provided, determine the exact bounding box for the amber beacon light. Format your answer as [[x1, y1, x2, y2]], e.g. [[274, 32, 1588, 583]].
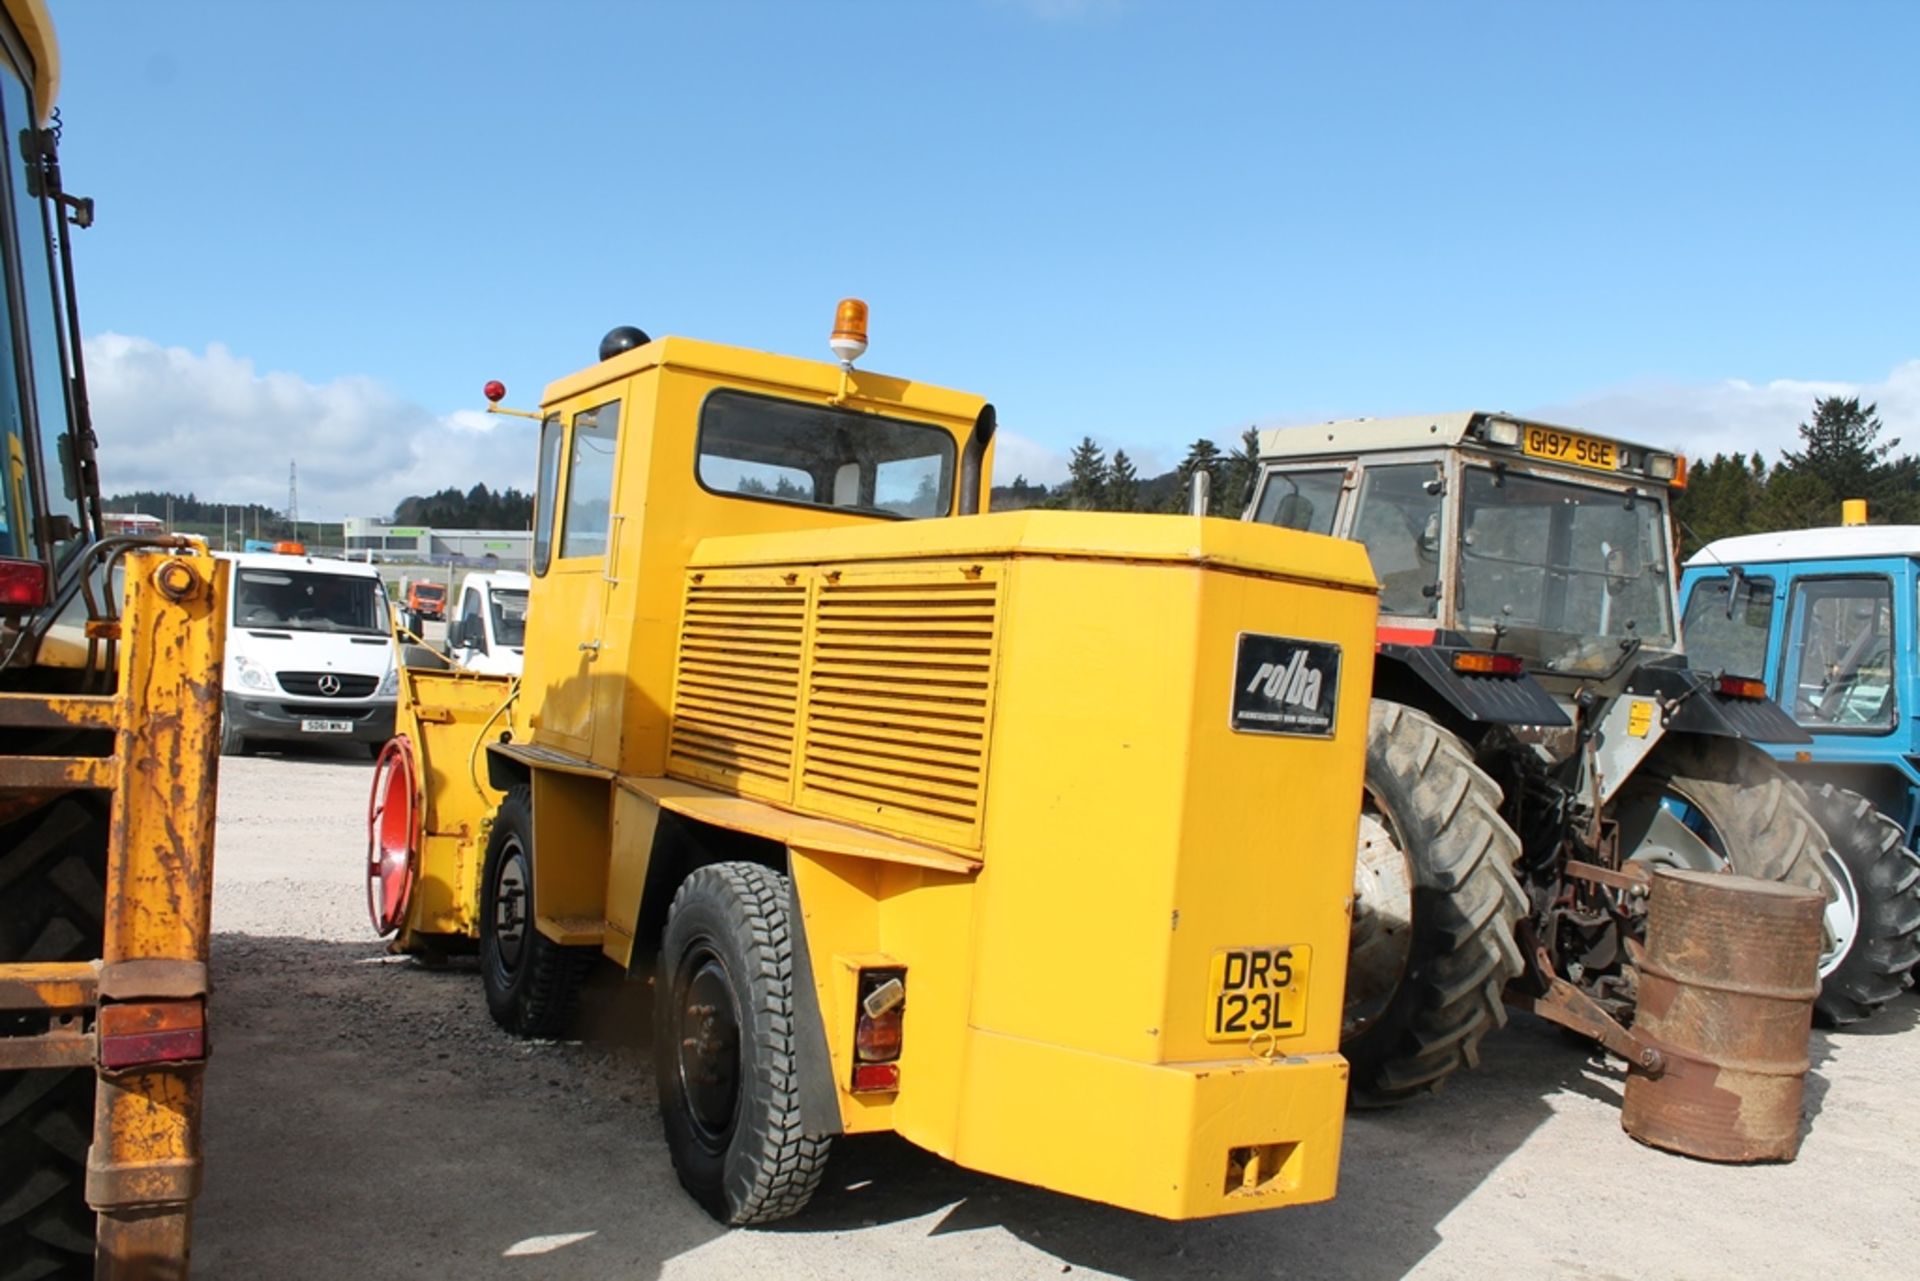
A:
[[830, 298, 869, 367]]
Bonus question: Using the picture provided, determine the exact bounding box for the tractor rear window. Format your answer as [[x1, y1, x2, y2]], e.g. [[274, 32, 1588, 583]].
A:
[[697, 390, 955, 519], [1251, 469, 1342, 534]]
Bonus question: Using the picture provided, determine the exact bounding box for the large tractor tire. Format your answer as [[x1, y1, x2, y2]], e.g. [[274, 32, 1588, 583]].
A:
[[478, 786, 595, 1038], [0, 796, 109, 1277], [1611, 737, 1849, 1007], [653, 862, 830, 1225], [1799, 783, 1920, 1026], [1344, 700, 1527, 1107]]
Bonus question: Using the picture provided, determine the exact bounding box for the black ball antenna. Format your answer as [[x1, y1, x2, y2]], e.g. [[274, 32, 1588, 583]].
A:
[[599, 325, 651, 362]]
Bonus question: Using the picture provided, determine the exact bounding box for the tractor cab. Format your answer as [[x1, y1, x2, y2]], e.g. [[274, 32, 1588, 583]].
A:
[[1249, 411, 1686, 692]]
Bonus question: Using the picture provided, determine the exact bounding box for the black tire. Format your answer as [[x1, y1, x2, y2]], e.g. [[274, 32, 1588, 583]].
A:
[[0, 796, 108, 1275], [654, 862, 830, 1225], [479, 786, 594, 1037], [1612, 737, 1831, 893], [364, 740, 386, 762], [219, 714, 250, 758], [1344, 700, 1527, 1106], [1801, 783, 1920, 1026]]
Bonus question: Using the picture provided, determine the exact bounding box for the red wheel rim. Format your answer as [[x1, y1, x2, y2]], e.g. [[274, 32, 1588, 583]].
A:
[[366, 736, 419, 937]]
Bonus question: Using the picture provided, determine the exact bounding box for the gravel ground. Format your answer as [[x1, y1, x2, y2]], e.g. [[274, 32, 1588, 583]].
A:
[[195, 750, 1920, 1280]]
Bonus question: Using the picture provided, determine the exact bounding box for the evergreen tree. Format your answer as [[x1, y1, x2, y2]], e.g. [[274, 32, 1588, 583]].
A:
[[1776, 396, 1918, 523], [1171, 438, 1224, 512], [1220, 427, 1262, 516], [1107, 449, 1140, 512], [1066, 436, 1108, 510], [1670, 452, 1768, 556]]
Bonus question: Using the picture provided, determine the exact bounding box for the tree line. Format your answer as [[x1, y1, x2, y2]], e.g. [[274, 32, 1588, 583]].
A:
[[995, 398, 1916, 555], [103, 484, 535, 532], [1671, 397, 1917, 554], [992, 428, 1268, 515]]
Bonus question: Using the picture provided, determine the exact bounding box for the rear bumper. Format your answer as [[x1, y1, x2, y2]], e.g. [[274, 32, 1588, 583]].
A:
[[223, 692, 396, 746], [948, 1032, 1348, 1219]]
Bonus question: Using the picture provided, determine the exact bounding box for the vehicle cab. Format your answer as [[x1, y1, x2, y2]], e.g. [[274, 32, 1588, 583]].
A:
[[1248, 411, 1686, 697], [448, 569, 529, 675], [219, 551, 399, 756], [1680, 528, 1920, 839]]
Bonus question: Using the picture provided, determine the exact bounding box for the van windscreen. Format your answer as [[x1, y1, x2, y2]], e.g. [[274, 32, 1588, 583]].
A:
[[234, 570, 387, 635]]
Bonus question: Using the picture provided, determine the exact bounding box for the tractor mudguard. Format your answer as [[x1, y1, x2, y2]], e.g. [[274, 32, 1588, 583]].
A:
[[1376, 643, 1571, 729], [1626, 658, 1813, 745]]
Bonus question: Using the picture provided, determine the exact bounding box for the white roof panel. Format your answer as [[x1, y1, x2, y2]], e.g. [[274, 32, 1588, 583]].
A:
[[1686, 526, 1920, 567]]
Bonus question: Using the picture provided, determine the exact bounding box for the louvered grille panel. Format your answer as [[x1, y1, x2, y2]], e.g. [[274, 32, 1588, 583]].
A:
[[667, 580, 807, 797], [798, 577, 998, 842]]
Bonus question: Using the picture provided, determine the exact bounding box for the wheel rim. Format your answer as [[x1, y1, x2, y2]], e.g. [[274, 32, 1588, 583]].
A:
[[1816, 846, 1861, 981], [492, 842, 530, 973], [674, 946, 742, 1150], [1346, 792, 1415, 1040]]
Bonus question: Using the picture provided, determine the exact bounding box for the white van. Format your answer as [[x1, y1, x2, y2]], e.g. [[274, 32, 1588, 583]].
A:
[[447, 570, 529, 675], [219, 551, 399, 757]]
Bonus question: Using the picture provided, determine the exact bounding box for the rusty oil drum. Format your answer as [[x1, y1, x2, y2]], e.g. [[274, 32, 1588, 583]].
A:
[[1621, 867, 1825, 1162]]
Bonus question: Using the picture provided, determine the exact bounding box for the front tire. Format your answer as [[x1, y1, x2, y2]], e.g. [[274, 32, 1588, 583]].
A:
[[1343, 700, 1527, 1106], [219, 715, 250, 758], [478, 786, 593, 1037], [654, 862, 829, 1225], [1800, 783, 1920, 1026], [0, 797, 109, 1275]]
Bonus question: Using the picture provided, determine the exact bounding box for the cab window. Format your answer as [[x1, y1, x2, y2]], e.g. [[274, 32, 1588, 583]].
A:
[[1350, 464, 1442, 618], [1251, 469, 1342, 534], [458, 588, 485, 654], [0, 60, 83, 562], [1680, 574, 1774, 680], [696, 389, 955, 519], [531, 414, 563, 576], [1785, 577, 1895, 732], [560, 401, 620, 559]]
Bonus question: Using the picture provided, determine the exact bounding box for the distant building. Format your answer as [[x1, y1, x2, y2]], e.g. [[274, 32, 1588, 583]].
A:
[[103, 512, 165, 535], [342, 517, 530, 567]]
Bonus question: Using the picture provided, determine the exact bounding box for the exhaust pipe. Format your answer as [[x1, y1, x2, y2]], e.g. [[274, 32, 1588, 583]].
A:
[[958, 404, 997, 516]]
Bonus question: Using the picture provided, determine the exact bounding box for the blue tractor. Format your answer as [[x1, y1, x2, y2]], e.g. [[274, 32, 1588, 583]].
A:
[[1679, 525, 1920, 1024]]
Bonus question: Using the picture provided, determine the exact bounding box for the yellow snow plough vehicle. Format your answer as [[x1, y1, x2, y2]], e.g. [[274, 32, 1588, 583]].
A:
[[368, 305, 1379, 1224]]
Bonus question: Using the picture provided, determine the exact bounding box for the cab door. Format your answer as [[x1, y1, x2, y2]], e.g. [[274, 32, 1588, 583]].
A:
[[527, 395, 624, 760]]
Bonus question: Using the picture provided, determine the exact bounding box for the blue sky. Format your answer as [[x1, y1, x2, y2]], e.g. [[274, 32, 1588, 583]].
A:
[[52, 0, 1920, 516]]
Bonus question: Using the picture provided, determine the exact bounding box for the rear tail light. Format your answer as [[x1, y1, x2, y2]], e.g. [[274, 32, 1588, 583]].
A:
[[852, 1063, 900, 1092], [98, 999, 206, 1070], [1715, 675, 1768, 701], [852, 968, 905, 1092], [1453, 650, 1526, 677], [0, 556, 48, 609]]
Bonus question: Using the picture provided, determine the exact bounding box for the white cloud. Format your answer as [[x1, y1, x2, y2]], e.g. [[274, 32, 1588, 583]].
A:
[[988, 429, 1067, 486], [1528, 360, 1920, 466], [84, 333, 532, 520]]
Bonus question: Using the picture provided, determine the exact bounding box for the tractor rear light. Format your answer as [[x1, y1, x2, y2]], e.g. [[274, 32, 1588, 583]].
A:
[[0, 556, 48, 609], [1376, 625, 1438, 647], [1453, 650, 1526, 677], [853, 967, 905, 1091], [1715, 675, 1768, 701], [851, 1063, 900, 1093], [1483, 419, 1523, 448], [1645, 452, 1678, 481], [98, 999, 206, 1070]]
